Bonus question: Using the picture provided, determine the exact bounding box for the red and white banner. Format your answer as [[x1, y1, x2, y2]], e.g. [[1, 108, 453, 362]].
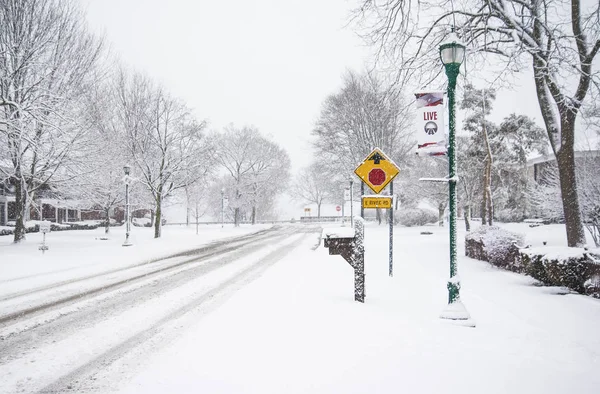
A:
[[415, 92, 446, 156]]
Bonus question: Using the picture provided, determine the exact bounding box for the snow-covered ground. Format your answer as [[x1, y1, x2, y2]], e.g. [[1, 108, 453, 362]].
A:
[[1, 221, 599, 393], [117, 221, 600, 394], [0, 223, 271, 284]]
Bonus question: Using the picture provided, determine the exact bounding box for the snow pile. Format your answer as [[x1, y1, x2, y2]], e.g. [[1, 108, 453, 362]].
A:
[[321, 227, 355, 239]]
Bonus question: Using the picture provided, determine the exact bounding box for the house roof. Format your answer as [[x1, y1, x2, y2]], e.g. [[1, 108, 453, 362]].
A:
[[526, 149, 600, 166]]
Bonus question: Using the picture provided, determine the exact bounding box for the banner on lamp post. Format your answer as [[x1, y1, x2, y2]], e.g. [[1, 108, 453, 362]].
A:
[[415, 91, 446, 156]]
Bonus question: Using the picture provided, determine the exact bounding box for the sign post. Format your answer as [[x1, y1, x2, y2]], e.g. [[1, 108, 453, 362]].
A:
[[349, 178, 354, 228], [354, 148, 400, 277], [39, 220, 51, 253], [389, 182, 394, 277]]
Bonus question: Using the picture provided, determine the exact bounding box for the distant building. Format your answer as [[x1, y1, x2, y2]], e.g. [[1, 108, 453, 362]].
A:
[[527, 149, 600, 184]]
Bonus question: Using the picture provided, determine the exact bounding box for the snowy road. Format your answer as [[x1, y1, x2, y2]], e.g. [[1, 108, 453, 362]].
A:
[[0, 225, 320, 393]]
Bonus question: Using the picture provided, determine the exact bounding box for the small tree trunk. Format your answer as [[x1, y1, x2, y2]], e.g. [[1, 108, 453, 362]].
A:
[[251, 206, 256, 225], [154, 195, 162, 238], [196, 201, 199, 235], [485, 158, 493, 226], [234, 207, 240, 227], [317, 203, 321, 218], [464, 204, 471, 232], [104, 207, 110, 234], [438, 203, 445, 226], [13, 177, 26, 243]]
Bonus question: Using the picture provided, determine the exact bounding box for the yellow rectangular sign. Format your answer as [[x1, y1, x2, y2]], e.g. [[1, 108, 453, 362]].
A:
[[362, 196, 392, 209]]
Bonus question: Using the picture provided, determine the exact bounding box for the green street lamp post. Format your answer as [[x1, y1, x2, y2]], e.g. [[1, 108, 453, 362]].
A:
[[439, 33, 471, 322]]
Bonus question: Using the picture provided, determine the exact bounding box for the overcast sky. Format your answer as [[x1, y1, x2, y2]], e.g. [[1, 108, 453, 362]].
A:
[[83, 0, 571, 170], [84, 0, 373, 174]]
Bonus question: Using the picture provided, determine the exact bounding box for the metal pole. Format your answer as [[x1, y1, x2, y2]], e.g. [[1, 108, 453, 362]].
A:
[[350, 179, 354, 228], [341, 189, 345, 225], [445, 63, 460, 304], [360, 182, 364, 219], [123, 179, 131, 246], [389, 181, 394, 277]]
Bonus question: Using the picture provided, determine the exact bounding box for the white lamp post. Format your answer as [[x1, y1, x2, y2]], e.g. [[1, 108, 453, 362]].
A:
[[123, 164, 132, 247]]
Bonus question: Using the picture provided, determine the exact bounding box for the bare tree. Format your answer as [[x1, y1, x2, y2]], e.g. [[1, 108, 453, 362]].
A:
[[114, 71, 209, 238], [312, 70, 414, 178], [290, 163, 330, 218], [217, 126, 290, 226], [355, 0, 600, 246], [0, 0, 103, 242]]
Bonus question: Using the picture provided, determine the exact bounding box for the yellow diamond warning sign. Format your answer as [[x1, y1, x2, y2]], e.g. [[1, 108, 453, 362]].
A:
[[354, 148, 400, 194]]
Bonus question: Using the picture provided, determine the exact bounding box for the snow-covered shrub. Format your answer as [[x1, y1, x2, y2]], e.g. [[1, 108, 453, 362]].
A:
[[495, 207, 525, 223], [132, 217, 152, 227], [396, 208, 437, 227], [48, 223, 72, 232], [0, 227, 14, 236], [465, 225, 525, 270], [521, 248, 600, 296], [67, 222, 100, 230]]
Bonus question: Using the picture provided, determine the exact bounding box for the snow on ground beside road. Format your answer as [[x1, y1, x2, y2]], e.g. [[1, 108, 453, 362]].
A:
[[119, 222, 600, 394], [0, 224, 271, 292]]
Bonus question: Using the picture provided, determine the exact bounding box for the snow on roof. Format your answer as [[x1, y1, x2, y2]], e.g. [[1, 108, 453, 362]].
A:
[[527, 149, 599, 166]]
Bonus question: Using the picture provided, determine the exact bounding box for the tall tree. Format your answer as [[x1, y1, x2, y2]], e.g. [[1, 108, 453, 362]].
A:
[[356, 0, 600, 246], [312, 70, 414, 181], [493, 114, 547, 221], [217, 125, 290, 226], [461, 84, 497, 225], [0, 0, 103, 242], [115, 71, 209, 238]]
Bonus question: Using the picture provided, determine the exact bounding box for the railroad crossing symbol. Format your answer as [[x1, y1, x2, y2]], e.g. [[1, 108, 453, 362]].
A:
[[354, 148, 400, 194]]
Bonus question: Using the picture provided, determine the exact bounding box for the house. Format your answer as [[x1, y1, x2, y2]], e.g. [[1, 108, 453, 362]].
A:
[[0, 172, 83, 226], [527, 149, 600, 184]]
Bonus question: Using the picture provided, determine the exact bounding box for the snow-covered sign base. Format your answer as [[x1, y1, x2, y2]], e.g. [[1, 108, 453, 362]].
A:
[[440, 300, 476, 328]]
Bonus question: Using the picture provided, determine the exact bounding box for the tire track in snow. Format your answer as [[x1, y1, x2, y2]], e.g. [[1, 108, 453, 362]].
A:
[[0, 227, 282, 326], [37, 232, 312, 394], [0, 227, 276, 299]]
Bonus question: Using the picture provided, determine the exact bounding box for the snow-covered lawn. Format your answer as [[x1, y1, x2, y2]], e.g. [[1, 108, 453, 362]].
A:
[[0, 224, 272, 290], [117, 221, 600, 394]]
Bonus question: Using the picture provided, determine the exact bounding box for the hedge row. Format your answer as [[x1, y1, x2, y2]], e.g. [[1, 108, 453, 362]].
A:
[[521, 248, 600, 296], [0, 221, 100, 236], [466, 225, 600, 298]]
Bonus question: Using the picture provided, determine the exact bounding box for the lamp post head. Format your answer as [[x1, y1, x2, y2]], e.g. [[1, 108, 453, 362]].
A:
[[439, 32, 466, 66], [123, 164, 131, 176]]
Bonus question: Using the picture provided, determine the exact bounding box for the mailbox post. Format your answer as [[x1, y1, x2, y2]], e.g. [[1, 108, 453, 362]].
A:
[[323, 217, 365, 302], [39, 220, 51, 253]]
